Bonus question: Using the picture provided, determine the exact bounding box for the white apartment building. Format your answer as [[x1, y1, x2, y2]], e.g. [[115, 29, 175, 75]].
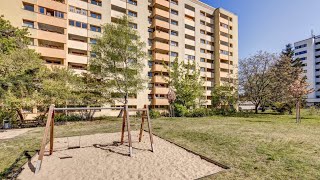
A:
[[294, 35, 320, 105]]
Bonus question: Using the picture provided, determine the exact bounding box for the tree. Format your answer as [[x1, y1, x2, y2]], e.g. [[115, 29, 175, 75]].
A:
[[0, 16, 29, 54], [289, 77, 313, 123], [239, 51, 276, 114], [282, 43, 302, 68], [89, 16, 147, 110], [211, 85, 237, 112], [165, 58, 204, 109], [0, 49, 45, 122]]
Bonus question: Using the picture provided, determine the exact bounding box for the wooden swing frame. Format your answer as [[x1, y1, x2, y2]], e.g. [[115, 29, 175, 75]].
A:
[[35, 104, 154, 174]]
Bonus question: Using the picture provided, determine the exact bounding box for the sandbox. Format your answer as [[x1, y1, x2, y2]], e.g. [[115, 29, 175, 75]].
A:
[[18, 131, 223, 180]]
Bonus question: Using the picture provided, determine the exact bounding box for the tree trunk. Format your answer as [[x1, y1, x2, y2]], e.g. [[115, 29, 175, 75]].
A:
[[117, 94, 128, 118], [16, 109, 25, 122], [296, 100, 300, 123], [255, 104, 259, 114]]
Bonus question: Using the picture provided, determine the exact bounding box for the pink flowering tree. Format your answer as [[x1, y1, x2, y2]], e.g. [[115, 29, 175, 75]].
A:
[[289, 77, 313, 123]]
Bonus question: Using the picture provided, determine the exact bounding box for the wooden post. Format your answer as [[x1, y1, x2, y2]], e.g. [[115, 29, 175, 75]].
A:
[[138, 105, 146, 142], [125, 105, 133, 156], [120, 108, 126, 145], [146, 105, 154, 152], [49, 111, 55, 155], [35, 104, 55, 174]]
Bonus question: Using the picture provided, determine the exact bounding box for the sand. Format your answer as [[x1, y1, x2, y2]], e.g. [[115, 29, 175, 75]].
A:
[[18, 131, 223, 180], [0, 128, 32, 140]]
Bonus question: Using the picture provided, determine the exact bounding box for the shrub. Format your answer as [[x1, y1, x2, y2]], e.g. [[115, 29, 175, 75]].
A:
[[54, 114, 83, 122], [187, 108, 208, 117], [174, 104, 188, 117], [149, 109, 161, 119], [308, 106, 319, 116]]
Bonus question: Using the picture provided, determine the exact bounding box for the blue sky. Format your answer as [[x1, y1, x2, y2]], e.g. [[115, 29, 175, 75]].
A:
[[200, 0, 320, 59]]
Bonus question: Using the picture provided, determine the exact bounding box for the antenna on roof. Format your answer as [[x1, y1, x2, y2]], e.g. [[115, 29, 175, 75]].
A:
[[311, 30, 315, 38]]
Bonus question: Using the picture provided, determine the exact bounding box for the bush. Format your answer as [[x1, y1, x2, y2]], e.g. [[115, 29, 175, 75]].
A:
[[174, 104, 188, 117], [149, 109, 161, 119], [54, 114, 83, 122], [308, 106, 319, 116], [187, 108, 208, 117]]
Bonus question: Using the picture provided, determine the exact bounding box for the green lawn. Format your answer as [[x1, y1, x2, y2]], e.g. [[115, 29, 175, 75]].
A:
[[1, 112, 320, 179]]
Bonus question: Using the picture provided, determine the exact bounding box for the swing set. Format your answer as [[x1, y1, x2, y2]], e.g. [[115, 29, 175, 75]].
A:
[[35, 104, 154, 174]]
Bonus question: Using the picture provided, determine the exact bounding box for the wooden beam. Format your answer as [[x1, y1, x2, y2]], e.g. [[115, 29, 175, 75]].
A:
[[120, 109, 126, 145], [146, 106, 154, 152], [139, 105, 146, 142], [49, 111, 55, 155], [125, 105, 133, 156], [35, 104, 55, 174]]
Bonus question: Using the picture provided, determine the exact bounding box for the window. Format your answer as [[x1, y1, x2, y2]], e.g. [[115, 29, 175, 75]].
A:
[[90, 38, 97, 44], [171, 9, 178, 15], [171, 0, 178, 5], [300, 57, 307, 61], [76, 21, 81, 27], [200, 11, 205, 16], [55, 11, 64, 18], [128, 0, 137, 5], [295, 44, 307, 49], [170, 41, 178, 47], [200, 30, 205, 34], [90, 25, 101, 32], [295, 51, 307, 56], [185, 54, 195, 60], [23, 3, 34, 12], [200, 20, 205, 25], [171, 30, 178, 36], [200, 67, 205, 72], [69, 20, 75, 26], [170, 52, 178, 57], [185, 24, 195, 31], [200, 49, 205, 53], [91, 0, 102, 6], [200, 58, 205, 62], [82, 9, 87, 15], [220, 23, 229, 29], [220, 50, 229, 55], [129, 23, 137, 29], [200, 39, 206, 44], [128, 11, 137, 17], [69, 6, 75, 13], [91, 52, 97, 58], [171, 20, 178, 26], [91, 12, 101, 19], [148, 28, 153, 33], [23, 20, 34, 28], [39, 7, 45, 14], [220, 40, 229, 47], [82, 23, 87, 29]]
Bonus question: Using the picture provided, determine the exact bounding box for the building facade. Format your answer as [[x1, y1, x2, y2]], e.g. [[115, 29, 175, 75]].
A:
[[0, 0, 238, 113], [294, 35, 320, 105]]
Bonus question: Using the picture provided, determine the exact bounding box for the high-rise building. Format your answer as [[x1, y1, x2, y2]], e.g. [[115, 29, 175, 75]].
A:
[[294, 35, 320, 105], [0, 0, 238, 113]]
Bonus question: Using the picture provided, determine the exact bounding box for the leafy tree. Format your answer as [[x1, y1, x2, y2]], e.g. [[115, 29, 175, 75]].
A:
[[289, 77, 313, 123], [0, 16, 29, 54], [239, 51, 276, 114], [282, 43, 302, 68], [89, 16, 147, 109], [211, 85, 237, 111], [165, 58, 204, 109], [0, 49, 45, 121]]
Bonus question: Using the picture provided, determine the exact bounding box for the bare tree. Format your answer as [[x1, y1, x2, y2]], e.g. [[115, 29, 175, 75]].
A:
[[239, 51, 276, 113]]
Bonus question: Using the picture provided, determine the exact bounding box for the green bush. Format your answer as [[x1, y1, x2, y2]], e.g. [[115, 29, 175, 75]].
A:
[[54, 114, 83, 122], [149, 109, 161, 119], [187, 108, 208, 117], [174, 104, 188, 117]]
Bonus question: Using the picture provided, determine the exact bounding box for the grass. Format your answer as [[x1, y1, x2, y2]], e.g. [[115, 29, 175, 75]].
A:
[[1, 111, 320, 179]]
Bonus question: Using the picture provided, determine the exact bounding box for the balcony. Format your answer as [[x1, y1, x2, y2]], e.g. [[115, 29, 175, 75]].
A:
[[153, 0, 170, 9], [153, 52, 169, 61], [68, 0, 87, 9], [68, 54, 88, 64], [68, 40, 88, 51], [152, 76, 168, 84], [111, 0, 126, 8], [153, 30, 169, 40], [152, 8, 169, 18], [152, 98, 169, 106], [38, 0, 67, 12], [152, 64, 168, 72], [38, 14, 67, 28], [152, 87, 169, 94], [68, 26, 88, 37], [37, 46, 66, 59], [152, 41, 169, 51], [152, 19, 169, 30], [38, 30, 66, 44]]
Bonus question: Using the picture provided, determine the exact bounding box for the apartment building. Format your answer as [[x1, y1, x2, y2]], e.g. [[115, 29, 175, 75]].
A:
[[0, 0, 238, 113], [294, 35, 320, 105]]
